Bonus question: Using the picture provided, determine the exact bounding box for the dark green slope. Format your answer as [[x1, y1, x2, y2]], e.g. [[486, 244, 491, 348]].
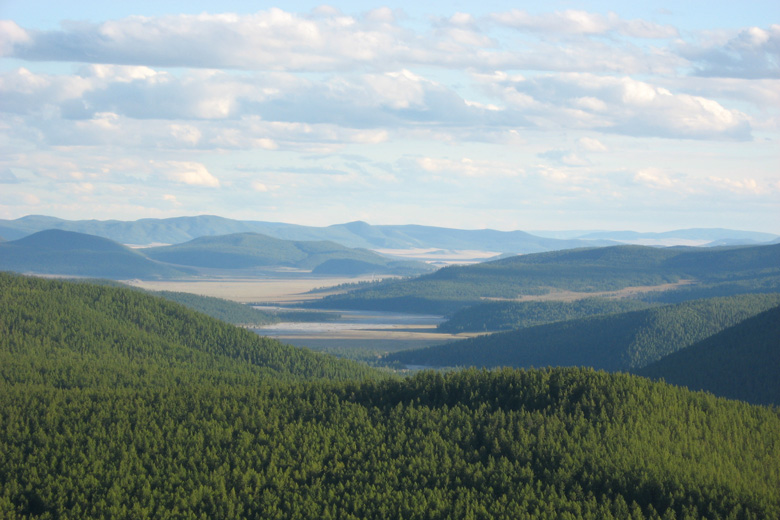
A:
[[0, 229, 191, 279], [386, 294, 780, 371], [309, 243, 780, 314], [638, 305, 780, 405], [150, 290, 279, 327], [438, 298, 656, 333], [0, 272, 378, 386], [143, 232, 427, 274], [1, 367, 778, 518]]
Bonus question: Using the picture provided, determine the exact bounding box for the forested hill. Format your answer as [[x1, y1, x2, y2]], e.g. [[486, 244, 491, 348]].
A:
[[143, 232, 428, 275], [638, 305, 780, 405], [1, 364, 779, 518], [0, 229, 192, 279], [307, 243, 780, 314], [438, 298, 656, 333], [386, 293, 780, 372], [0, 272, 379, 385], [1, 272, 779, 517]]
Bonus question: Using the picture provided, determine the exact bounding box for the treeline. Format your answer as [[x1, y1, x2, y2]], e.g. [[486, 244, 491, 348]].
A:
[[438, 298, 656, 333], [387, 294, 780, 373], [1, 368, 778, 519]]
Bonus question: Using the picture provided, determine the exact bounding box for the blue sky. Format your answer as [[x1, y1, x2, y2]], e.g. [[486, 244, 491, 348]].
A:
[[1, 1, 778, 232]]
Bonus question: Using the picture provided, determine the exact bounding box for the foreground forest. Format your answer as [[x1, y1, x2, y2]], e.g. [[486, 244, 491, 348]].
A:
[[1, 273, 779, 519]]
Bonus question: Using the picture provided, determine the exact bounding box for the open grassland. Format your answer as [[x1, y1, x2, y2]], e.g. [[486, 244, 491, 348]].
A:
[[126, 276, 379, 304], [483, 280, 696, 303]]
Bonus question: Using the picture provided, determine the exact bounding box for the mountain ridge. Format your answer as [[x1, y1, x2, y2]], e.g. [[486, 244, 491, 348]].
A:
[[2, 215, 774, 252], [0, 229, 192, 279]]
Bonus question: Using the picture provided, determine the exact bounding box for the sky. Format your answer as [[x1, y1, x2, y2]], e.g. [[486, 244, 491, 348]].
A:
[[0, 1, 778, 233]]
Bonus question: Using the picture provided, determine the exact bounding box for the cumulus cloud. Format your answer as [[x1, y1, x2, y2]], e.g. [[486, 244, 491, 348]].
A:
[[481, 73, 752, 140], [681, 25, 780, 79], [0, 20, 30, 56], [153, 161, 220, 187], [5, 10, 413, 71], [1, 7, 777, 230], [1, 8, 687, 76]]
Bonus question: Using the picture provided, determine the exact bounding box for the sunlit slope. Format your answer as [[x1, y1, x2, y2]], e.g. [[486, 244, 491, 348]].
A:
[[638, 305, 780, 405], [0, 367, 778, 518], [0, 272, 380, 386], [0, 229, 191, 279], [308, 243, 780, 314], [386, 294, 780, 371], [143, 232, 428, 274]]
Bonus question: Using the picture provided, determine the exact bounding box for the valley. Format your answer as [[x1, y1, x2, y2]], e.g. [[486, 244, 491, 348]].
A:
[[1, 218, 779, 518], [126, 275, 383, 304]]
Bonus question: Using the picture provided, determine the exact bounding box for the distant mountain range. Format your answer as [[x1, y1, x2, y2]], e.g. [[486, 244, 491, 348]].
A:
[[0, 229, 429, 279], [143, 232, 428, 275], [1, 215, 775, 253], [0, 229, 192, 279]]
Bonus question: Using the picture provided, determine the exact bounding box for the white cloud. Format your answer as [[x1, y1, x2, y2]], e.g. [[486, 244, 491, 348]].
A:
[[154, 161, 220, 187], [418, 157, 520, 178], [707, 176, 764, 194], [578, 137, 608, 152], [634, 168, 678, 189], [484, 73, 752, 140], [680, 25, 780, 79], [491, 10, 677, 39], [169, 124, 202, 146], [363, 70, 427, 109], [163, 194, 180, 205], [0, 20, 30, 56]]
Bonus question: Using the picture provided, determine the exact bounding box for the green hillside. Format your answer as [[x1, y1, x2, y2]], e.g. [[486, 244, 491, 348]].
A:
[[150, 290, 279, 327], [143, 232, 428, 274], [0, 230, 191, 279], [638, 305, 780, 405], [308, 243, 780, 314], [150, 290, 336, 327], [386, 294, 780, 371], [0, 272, 378, 386], [2, 272, 779, 518], [438, 298, 656, 333], [1, 362, 779, 518]]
